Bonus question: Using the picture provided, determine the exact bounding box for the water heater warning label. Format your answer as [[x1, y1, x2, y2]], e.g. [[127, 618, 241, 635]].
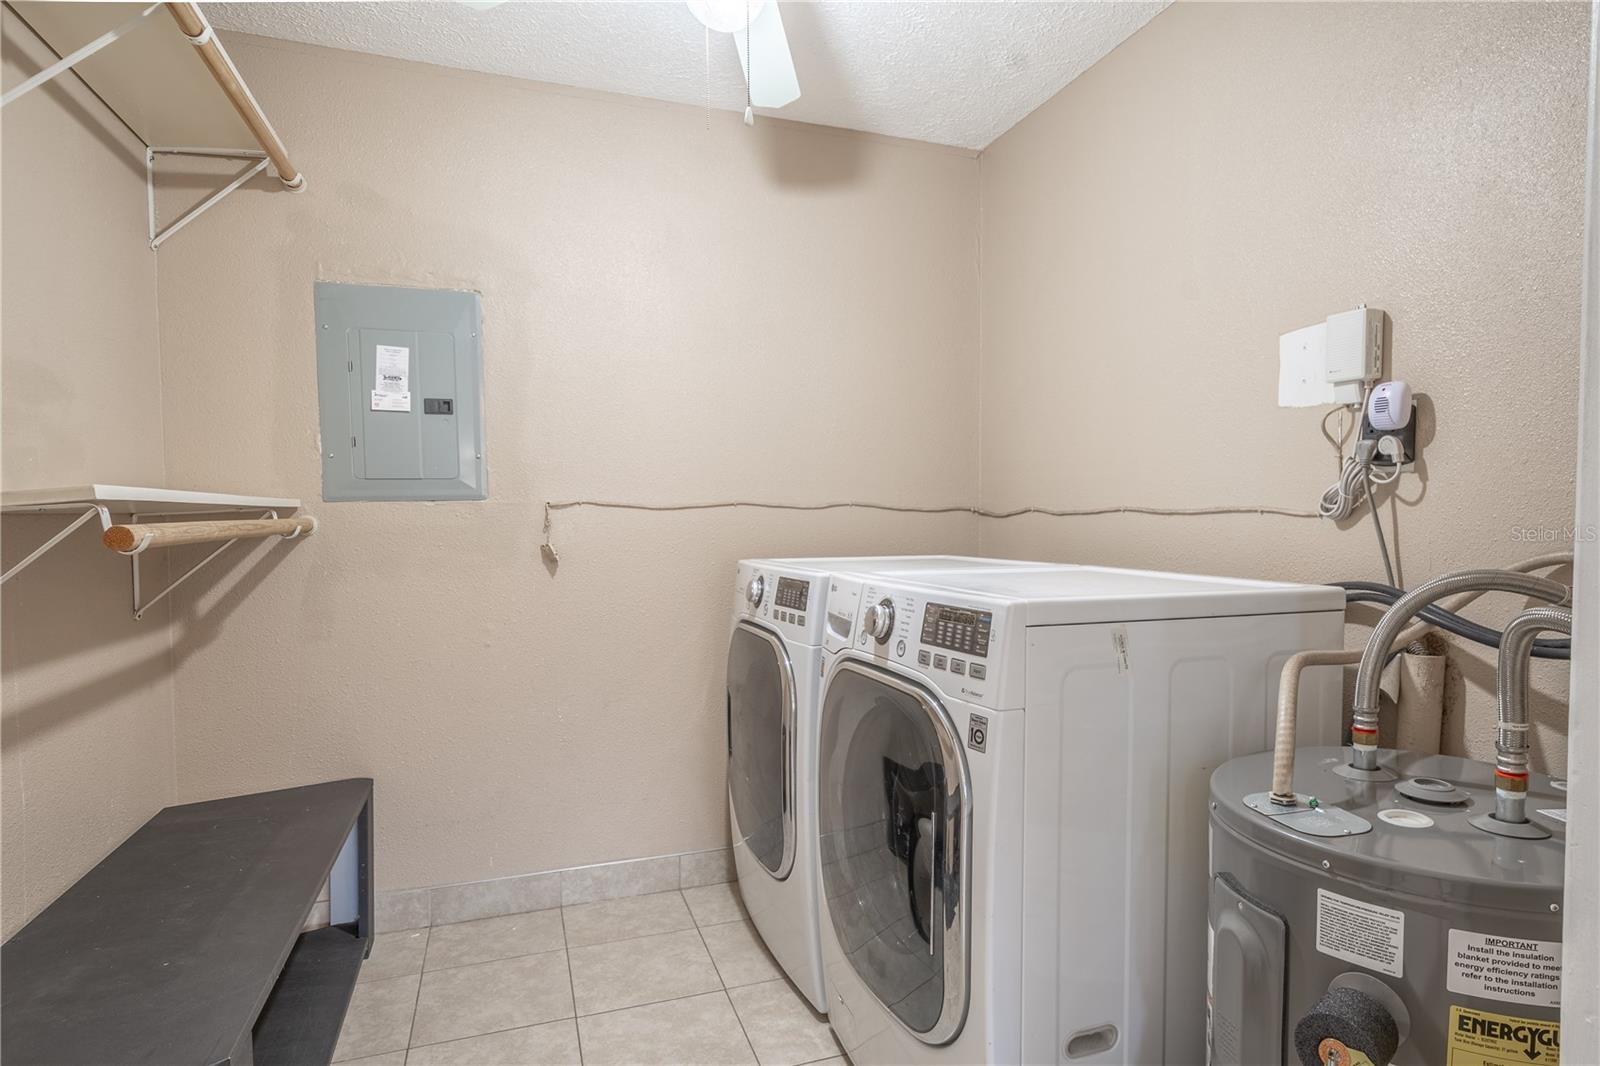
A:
[[1315, 889, 1403, 977], [1447, 1005, 1559, 1065], [1447, 930, 1562, 1007]]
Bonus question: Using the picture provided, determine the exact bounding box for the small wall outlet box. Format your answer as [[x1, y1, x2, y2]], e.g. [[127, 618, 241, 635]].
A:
[[1361, 405, 1418, 466]]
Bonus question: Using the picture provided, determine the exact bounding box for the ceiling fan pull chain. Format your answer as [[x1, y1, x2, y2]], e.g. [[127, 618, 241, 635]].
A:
[[743, 0, 754, 125]]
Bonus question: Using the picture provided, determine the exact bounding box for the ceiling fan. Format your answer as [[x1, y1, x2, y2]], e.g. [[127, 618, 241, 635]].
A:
[[456, 0, 799, 122], [686, 0, 801, 119]]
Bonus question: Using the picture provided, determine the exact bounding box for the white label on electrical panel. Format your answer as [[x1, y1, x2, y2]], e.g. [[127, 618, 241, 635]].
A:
[[1315, 889, 1404, 977], [372, 344, 411, 412], [1447, 929, 1562, 1006], [1111, 626, 1131, 674]]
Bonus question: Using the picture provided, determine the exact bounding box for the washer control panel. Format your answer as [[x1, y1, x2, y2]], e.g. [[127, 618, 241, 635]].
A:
[[735, 563, 824, 645], [774, 576, 809, 611], [920, 602, 992, 659], [828, 577, 1008, 709]]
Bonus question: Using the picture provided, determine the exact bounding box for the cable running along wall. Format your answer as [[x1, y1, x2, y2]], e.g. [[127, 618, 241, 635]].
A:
[[538, 499, 1321, 563]]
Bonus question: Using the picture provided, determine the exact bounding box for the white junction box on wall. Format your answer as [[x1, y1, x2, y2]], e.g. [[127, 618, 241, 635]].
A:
[[1324, 306, 1385, 403], [1277, 306, 1385, 408]]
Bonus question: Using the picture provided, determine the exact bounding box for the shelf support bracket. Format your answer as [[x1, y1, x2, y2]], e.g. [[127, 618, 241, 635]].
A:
[[147, 147, 270, 250], [128, 510, 278, 621], [0, 506, 112, 586], [0, 4, 161, 108]]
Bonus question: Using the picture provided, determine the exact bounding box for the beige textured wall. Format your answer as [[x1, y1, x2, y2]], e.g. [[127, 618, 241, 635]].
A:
[[978, 2, 1587, 773], [153, 37, 979, 892], [6, 3, 1583, 921], [1, 9, 175, 938]]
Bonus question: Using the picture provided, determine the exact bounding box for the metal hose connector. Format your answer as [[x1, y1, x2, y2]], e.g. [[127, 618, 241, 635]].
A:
[[1349, 570, 1570, 770], [1494, 607, 1573, 823]]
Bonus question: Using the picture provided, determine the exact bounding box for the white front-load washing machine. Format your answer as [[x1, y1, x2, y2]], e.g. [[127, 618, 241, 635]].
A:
[[727, 556, 1059, 1013], [815, 567, 1346, 1064]]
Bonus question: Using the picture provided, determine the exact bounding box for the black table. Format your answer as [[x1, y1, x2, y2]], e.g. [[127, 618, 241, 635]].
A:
[[2, 778, 374, 1066]]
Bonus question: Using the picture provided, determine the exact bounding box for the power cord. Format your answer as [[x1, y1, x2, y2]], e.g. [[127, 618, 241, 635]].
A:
[[539, 498, 1321, 563], [1317, 386, 1404, 584], [1317, 395, 1369, 521], [1317, 454, 1370, 521], [1362, 465, 1398, 586], [1319, 445, 1401, 585]]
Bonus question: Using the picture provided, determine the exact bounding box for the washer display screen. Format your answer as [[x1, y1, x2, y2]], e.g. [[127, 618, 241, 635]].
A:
[[775, 577, 809, 611], [921, 603, 992, 658]]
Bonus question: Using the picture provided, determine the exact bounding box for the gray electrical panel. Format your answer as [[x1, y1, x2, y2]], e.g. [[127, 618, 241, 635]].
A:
[[314, 282, 487, 502]]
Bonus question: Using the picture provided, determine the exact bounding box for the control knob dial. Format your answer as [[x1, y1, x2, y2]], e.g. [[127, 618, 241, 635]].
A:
[[746, 574, 765, 607], [863, 599, 896, 643]]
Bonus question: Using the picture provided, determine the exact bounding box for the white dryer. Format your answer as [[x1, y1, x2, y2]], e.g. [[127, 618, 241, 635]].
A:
[[728, 556, 1058, 1013], [814, 567, 1346, 1064]]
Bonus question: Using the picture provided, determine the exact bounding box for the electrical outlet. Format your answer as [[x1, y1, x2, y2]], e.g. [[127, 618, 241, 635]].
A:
[[1361, 403, 1417, 466]]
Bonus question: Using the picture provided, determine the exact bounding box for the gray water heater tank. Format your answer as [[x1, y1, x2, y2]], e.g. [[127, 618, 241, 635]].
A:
[[1208, 747, 1565, 1066]]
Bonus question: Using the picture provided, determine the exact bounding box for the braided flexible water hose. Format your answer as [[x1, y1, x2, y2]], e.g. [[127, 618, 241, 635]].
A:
[[1348, 570, 1570, 771], [1268, 554, 1573, 803], [1494, 607, 1574, 823]]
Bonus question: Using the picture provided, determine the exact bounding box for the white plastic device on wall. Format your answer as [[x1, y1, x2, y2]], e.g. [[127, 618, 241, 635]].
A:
[[1277, 306, 1385, 408], [1367, 380, 1413, 432], [1274, 306, 1412, 582], [1325, 306, 1385, 404]]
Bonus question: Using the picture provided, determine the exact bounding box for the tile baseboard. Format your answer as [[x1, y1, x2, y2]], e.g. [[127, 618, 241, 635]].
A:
[[318, 846, 737, 932]]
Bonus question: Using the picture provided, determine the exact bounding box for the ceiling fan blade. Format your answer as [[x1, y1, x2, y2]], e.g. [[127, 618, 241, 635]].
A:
[[732, 1, 800, 109]]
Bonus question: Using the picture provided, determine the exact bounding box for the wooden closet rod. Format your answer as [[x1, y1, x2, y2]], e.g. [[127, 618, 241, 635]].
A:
[[104, 515, 317, 555], [165, 3, 305, 190]]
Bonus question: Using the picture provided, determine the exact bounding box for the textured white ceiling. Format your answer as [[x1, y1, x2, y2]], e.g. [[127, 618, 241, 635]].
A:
[[208, 1, 1166, 150]]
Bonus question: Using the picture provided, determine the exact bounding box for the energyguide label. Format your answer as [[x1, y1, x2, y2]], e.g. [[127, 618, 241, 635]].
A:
[[1447, 1005, 1558, 1065]]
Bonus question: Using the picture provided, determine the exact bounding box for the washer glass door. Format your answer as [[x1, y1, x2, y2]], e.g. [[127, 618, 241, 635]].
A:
[[727, 622, 796, 879], [818, 660, 970, 1044]]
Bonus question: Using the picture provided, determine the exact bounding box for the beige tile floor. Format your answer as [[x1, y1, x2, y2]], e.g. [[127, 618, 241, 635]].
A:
[[333, 882, 848, 1066]]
